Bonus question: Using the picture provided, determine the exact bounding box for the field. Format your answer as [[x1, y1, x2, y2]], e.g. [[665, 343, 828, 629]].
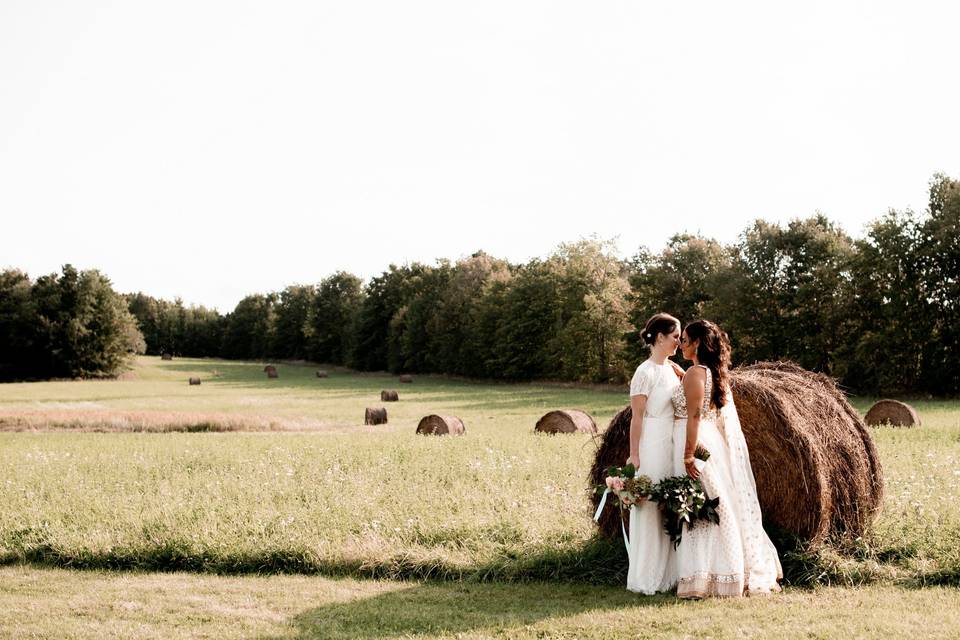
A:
[[1, 356, 959, 639]]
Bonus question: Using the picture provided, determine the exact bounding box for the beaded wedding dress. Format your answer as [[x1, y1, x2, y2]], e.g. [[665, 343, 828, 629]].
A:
[[671, 365, 782, 598]]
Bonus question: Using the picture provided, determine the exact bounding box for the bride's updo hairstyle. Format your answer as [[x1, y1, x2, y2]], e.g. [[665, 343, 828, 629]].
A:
[[684, 319, 731, 410], [641, 313, 680, 349]]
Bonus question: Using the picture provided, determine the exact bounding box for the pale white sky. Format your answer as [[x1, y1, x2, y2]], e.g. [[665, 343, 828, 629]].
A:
[[2, 1, 958, 312]]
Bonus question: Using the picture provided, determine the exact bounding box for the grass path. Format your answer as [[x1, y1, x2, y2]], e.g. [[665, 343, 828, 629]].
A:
[[3, 565, 960, 640]]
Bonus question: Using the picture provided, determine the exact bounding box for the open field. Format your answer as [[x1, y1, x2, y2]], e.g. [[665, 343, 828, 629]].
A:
[[0, 356, 627, 433], [4, 565, 960, 640], [1, 356, 960, 638]]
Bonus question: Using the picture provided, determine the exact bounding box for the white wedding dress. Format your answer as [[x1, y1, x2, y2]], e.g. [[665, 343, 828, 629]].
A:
[[626, 359, 680, 594], [671, 365, 782, 598]]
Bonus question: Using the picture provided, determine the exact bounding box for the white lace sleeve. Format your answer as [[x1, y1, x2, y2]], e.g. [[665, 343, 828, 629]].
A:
[[629, 364, 653, 397]]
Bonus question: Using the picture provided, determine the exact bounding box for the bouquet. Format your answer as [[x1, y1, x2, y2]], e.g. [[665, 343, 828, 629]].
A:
[[648, 474, 720, 549], [593, 445, 719, 550], [592, 463, 654, 556], [596, 463, 654, 508], [649, 443, 718, 548], [693, 443, 711, 464]]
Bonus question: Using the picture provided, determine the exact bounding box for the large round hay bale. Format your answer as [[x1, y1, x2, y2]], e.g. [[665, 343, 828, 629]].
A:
[[381, 390, 399, 402], [188, 377, 201, 386], [264, 365, 278, 379], [732, 362, 883, 544], [535, 409, 597, 434], [589, 361, 883, 546], [316, 370, 329, 379], [589, 406, 633, 541], [399, 374, 413, 384], [865, 399, 920, 427], [365, 407, 388, 425], [416, 415, 465, 436], [161, 353, 173, 361]]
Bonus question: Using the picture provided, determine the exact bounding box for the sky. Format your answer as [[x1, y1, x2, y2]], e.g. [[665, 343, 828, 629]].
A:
[[2, 0, 959, 312]]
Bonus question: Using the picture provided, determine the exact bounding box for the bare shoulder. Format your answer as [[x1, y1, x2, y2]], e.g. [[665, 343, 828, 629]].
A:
[[683, 366, 706, 390]]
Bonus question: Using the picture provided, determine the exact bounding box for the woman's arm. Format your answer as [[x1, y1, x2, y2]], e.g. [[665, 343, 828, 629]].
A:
[[627, 394, 647, 468], [682, 367, 706, 480]]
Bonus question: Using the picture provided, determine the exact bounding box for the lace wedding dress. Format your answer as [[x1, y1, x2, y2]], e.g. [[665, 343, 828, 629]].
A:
[[671, 365, 782, 598], [626, 359, 681, 594]]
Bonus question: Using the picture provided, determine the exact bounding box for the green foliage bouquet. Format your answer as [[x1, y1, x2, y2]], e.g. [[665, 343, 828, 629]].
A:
[[648, 475, 720, 549], [594, 446, 719, 550]]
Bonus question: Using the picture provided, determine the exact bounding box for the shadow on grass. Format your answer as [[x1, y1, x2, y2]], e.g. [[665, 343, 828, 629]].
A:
[[258, 580, 662, 640], [4, 529, 918, 590], [0, 536, 629, 584]]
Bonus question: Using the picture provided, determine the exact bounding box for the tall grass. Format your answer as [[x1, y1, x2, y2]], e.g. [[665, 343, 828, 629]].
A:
[[1, 356, 958, 586]]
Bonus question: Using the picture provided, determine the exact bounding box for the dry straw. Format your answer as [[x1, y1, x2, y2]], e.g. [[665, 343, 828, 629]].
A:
[[535, 409, 597, 434], [381, 390, 399, 402], [416, 415, 465, 436], [364, 407, 388, 425], [0, 410, 337, 433], [589, 361, 883, 546], [399, 374, 414, 384], [865, 399, 921, 427]]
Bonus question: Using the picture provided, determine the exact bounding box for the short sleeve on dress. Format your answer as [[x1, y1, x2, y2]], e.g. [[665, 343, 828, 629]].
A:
[[629, 364, 654, 397]]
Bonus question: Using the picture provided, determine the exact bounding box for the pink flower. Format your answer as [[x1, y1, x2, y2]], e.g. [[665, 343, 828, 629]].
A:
[[610, 477, 625, 493], [605, 476, 617, 489]]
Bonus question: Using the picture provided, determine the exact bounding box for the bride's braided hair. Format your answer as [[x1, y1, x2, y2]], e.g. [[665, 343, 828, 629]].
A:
[[684, 320, 731, 410]]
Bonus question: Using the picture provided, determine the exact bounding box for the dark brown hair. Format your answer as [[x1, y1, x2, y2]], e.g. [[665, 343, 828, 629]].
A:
[[684, 319, 731, 409], [641, 313, 680, 347]]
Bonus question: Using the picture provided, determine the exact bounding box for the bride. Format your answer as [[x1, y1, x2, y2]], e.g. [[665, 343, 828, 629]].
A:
[[671, 320, 782, 598], [625, 313, 684, 594]]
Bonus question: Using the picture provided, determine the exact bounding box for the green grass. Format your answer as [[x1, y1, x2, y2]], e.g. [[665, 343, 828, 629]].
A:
[[0, 355, 627, 426], [3, 565, 960, 639], [1, 357, 960, 592]]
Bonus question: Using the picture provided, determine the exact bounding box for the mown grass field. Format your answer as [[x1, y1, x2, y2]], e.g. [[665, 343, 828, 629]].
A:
[[1, 356, 959, 639]]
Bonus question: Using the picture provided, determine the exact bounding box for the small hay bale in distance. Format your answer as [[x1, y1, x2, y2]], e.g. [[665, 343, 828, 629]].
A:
[[865, 399, 921, 427], [535, 409, 597, 434], [589, 361, 883, 547], [416, 415, 465, 436], [381, 390, 399, 402], [399, 374, 413, 384], [264, 365, 278, 379], [161, 353, 173, 361], [316, 370, 329, 378], [188, 377, 201, 386], [365, 407, 388, 425]]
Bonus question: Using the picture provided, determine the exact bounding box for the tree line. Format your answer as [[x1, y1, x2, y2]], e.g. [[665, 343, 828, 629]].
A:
[[2, 174, 957, 394], [0, 265, 145, 380]]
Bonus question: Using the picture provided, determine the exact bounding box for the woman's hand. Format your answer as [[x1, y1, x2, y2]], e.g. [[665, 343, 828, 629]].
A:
[[626, 455, 640, 468], [684, 457, 700, 480], [670, 360, 685, 380]]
